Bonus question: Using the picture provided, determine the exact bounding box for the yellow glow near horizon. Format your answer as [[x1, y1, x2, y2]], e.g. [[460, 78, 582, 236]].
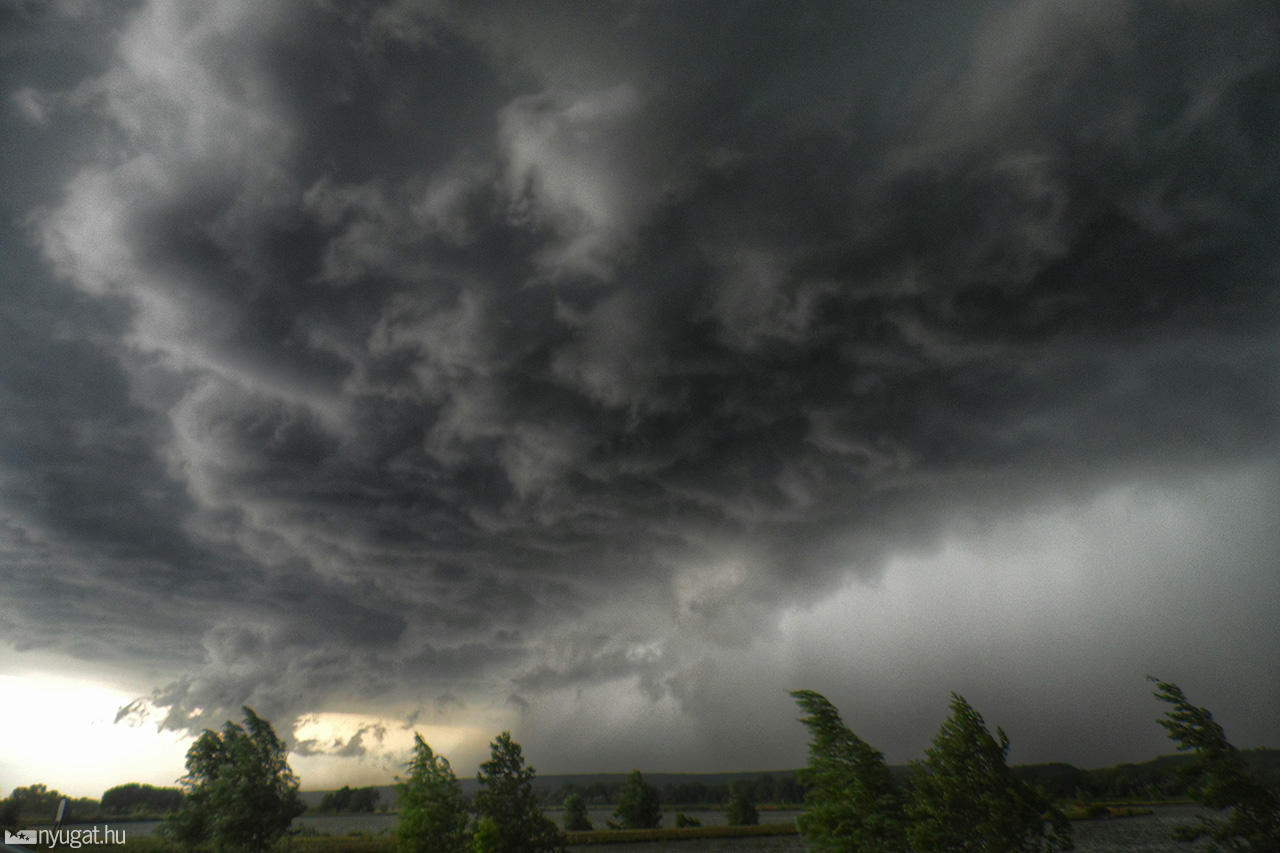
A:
[[293, 711, 473, 754], [288, 712, 493, 790], [0, 661, 501, 799], [0, 673, 193, 799]]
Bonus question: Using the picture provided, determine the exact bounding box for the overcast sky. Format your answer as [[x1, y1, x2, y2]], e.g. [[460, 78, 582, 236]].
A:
[[2, 0, 1278, 797]]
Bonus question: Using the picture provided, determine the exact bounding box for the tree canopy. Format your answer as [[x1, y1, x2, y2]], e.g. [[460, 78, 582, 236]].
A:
[[161, 706, 305, 851], [1151, 677, 1280, 849], [609, 770, 661, 830], [5, 784, 63, 819], [473, 731, 565, 853], [726, 782, 759, 826], [396, 734, 470, 853], [906, 693, 1071, 853], [318, 784, 380, 814], [790, 688, 906, 853], [562, 793, 592, 831], [0, 796, 19, 834], [792, 689, 1072, 853], [100, 783, 183, 816]]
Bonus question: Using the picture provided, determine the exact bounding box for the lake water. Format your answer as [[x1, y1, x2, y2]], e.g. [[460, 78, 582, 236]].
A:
[[63, 804, 1212, 850]]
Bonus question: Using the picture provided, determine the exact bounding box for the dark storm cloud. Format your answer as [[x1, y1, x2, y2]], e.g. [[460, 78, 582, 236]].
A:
[[3, 0, 1278, 765]]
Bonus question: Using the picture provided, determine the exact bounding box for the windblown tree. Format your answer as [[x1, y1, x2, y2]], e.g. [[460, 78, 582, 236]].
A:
[[473, 731, 565, 853], [790, 689, 906, 853], [609, 770, 661, 830], [396, 734, 470, 853], [1151, 677, 1280, 849], [906, 694, 1071, 853], [162, 706, 305, 851]]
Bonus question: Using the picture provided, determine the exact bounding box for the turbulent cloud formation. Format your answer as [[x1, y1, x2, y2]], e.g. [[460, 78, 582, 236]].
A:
[[2, 0, 1278, 774]]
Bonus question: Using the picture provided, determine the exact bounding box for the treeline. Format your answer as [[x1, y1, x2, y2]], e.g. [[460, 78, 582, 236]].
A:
[[534, 749, 1280, 809], [0, 784, 105, 823], [1012, 748, 1280, 802], [316, 784, 381, 813], [100, 782, 183, 816], [0, 782, 185, 823], [544, 771, 805, 807]]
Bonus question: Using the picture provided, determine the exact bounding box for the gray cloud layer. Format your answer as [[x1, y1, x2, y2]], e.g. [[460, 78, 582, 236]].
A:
[[2, 0, 1277, 771]]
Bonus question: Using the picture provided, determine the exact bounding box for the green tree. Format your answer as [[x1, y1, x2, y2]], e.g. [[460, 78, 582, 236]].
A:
[[1, 796, 19, 833], [753, 773, 776, 803], [726, 782, 759, 826], [473, 731, 565, 853], [472, 817, 502, 852], [161, 706, 305, 852], [351, 786, 380, 812], [101, 783, 183, 816], [320, 784, 381, 814], [562, 793, 591, 831], [790, 689, 906, 853], [6, 784, 62, 819], [396, 734, 471, 853], [906, 694, 1071, 853], [318, 786, 348, 813], [776, 773, 803, 804], [609, 770, 661, 830], [1151, 677, 1280, 849]]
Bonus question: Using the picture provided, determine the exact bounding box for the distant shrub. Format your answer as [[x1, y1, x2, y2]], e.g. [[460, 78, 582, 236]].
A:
[[563, 793, 592, 831], [726, 783, 758, 826], [609, 771, 661, 829]]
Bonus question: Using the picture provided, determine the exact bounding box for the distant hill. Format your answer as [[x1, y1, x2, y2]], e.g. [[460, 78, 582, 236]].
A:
[[1003, 747, 1280, 801]]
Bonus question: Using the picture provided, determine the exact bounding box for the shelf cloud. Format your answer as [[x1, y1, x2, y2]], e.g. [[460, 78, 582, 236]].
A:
[[2, 0, 1277, 777]]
